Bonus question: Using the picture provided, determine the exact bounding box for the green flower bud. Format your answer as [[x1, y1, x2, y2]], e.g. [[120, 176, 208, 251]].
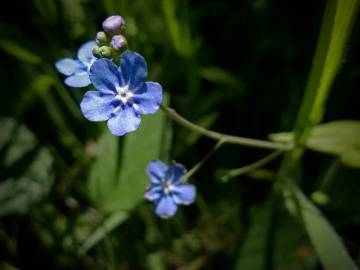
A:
[[92, 45, 102, 58], [96, 31, 110, 45], [99, 46, 113, 58]]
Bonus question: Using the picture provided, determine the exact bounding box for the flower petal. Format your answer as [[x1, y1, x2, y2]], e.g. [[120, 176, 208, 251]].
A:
[[107, 105, 141, 136], [119, 51, 147, 89], [168, 162, 187, 183], [133, 82, 163, 115], [144, 185, 162, 202], [147, 160, 168, 184], [80, 91, 116, 121], [172, 184, 196, 205], [90, 59, 121, 93], [77, 40, 96, 65], [55, 58, 81, 76], [155, 196, 178, 218], [64, 72, 91, 87]]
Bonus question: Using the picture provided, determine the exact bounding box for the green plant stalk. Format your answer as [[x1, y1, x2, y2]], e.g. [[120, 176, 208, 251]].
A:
[[184, 139, 225, 180], [160, 104, 292, 151], [222, 150, 283, 181], [274, 0, 359, 269]]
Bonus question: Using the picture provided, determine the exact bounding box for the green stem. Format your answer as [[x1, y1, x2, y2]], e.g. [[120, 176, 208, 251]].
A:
[[221, 150, 283, 182], [184, 139, 225, 180], [160, 104, 292, 151]]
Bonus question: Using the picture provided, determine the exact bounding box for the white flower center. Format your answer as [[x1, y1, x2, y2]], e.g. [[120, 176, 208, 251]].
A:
[[86, 58, 96, 72], [116, 85, 133, 104], [162, 181, 173, 194]]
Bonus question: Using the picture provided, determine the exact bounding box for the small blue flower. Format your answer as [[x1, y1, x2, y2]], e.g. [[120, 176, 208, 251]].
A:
[[145, 161, 196, 219], [80, 51, 163, 136], [55, 41, 96, 88]]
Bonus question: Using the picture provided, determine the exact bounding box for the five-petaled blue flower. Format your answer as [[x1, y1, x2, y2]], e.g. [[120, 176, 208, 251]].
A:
[[80, 51, 163, 136], [55, 40, 96, 87], [145, 161, 196, 219]]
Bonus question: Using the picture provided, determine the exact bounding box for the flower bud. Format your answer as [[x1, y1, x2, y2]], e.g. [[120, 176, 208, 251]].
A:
[[92, 45, 102, 58], [96, 31, 109, 45], [110, 35, 127, 51], [99, 46, 113, 58], [102, 15, 125, 35]]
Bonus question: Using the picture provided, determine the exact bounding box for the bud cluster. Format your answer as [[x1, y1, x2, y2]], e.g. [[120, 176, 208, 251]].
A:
[[93, 15, 128, 59]]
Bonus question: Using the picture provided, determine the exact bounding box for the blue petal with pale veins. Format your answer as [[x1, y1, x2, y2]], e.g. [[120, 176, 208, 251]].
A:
[[89, 58, 120, 93], [155, 195, 178, 218], [133, 82, 163, 115], [55, 58, 81, 76], [107, 105, 141, 136], [172, 184, 196, 205], [147, 161, 167, 184], [80, 91, 116, 121], [168, 162, 187, 183], [64, 72, 91, 88], [119, 51, 147, 89], [77, 40, 96, 66]]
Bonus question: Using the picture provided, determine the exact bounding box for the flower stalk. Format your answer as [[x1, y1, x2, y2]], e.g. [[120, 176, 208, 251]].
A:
[[160, 104, 293, 151]]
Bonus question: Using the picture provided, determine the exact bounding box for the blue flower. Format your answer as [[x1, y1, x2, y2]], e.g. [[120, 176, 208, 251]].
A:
[[145, 161, 196, 219], [80, 51, 163, 136], [55, 41, 96, 87]]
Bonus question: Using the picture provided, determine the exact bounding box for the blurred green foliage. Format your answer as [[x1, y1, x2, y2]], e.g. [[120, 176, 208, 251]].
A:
[[0, 0, 359, 269]]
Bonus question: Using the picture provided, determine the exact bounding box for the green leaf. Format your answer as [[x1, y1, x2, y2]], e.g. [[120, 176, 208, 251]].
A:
[[0, 118, 53, 216], [306, 121, 360, 155], [87, 131, 120, 206], [80, 102, 168, 252], [87, 96, 169, 213], [290, 188, 358, 270], [78, 211, 128, 254], [270, 120, 360, 168], [294, 0, 359, 133], [102, 106, 168, 212], [162, 0, 193, 57], [59, 0, 86, 39], [235, 201, 314, 270]]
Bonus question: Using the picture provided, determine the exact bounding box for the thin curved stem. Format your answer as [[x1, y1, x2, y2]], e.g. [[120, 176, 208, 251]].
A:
[[160, 104, 293, 151], [184, 139, 226, 180], [221, 150, 283, 182]]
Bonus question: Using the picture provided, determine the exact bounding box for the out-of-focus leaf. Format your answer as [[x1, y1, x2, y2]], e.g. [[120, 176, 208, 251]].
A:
[[235, 202, 315, 270], [305, 121, 360, 155], [0, 262, 18, 270], [33, 0, 58, 25], [59, 0, 86, 39], [147, 252, 166, 270], [162, 0, 193, 57], [0, 118, 53, 216], [340, 148, 360, 168], [200, 66, 243, 89], [270, 120, 360, 168], [286, 187, 358, 270], [16, 74, 54, 116], [79, 211, 128, 254], [87, 131, 120, 206], [0, 40, 41, 64]]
